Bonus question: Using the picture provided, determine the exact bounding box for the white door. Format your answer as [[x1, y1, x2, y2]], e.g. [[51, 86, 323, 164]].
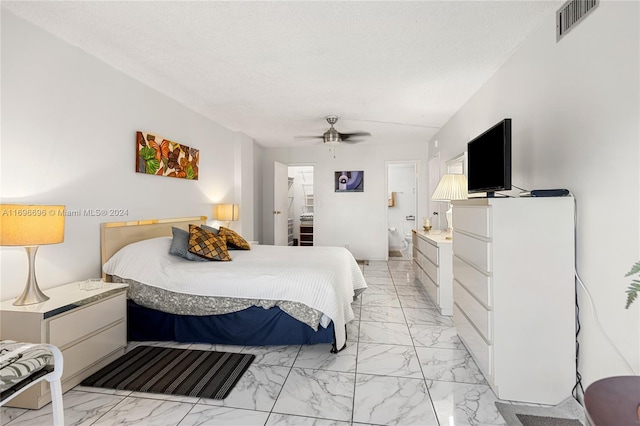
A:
[[273, 161, 289, 245]]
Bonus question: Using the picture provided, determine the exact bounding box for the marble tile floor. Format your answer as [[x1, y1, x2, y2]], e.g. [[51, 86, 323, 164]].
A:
[[1, 260, 512, 426]]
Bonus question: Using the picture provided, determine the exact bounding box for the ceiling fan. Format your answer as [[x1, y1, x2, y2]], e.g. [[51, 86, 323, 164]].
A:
[[298, 116, 371, 144]]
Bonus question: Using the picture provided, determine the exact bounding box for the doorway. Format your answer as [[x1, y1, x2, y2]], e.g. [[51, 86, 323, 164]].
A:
[[288, 165, 314, 246], [273, 162, 314, 246], [386, 161, 418, 260]]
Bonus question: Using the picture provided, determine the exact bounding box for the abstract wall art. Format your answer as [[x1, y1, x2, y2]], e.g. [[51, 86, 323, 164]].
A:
[[136, 131, 199, 180]]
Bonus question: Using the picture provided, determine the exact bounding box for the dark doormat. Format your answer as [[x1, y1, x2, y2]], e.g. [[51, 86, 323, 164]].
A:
[[389, 250, 403, 257], [495, 397, 585, 426], [81, 345, 254, 400], [517, 414, 583, 426]]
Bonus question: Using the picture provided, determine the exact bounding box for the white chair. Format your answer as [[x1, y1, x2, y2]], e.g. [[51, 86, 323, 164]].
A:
[[0, 342, 64, 426]]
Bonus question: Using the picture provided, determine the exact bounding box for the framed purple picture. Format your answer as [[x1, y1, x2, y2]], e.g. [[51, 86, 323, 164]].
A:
[[335, 171, 364, 192]]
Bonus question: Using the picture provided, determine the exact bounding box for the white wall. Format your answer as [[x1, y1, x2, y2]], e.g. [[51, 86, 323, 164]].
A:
[[233, 132, 257, 239], [252, 143, 265, 243], [429, 1, 639, 388], [261, 142, 428, 261], [0, 12, 254, 299]]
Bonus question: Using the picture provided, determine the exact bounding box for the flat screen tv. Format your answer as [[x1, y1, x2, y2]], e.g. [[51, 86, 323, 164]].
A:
[[467, 118, 512, 197]]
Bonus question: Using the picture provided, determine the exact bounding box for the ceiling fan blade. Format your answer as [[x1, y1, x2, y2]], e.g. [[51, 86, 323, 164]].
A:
[[340, 131, 371, 140], [341, 139, 366, 144], [294, 135, 325, 140]]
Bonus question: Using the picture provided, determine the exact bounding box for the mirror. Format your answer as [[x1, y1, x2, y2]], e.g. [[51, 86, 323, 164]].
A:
[[446, 152, 467, 175]]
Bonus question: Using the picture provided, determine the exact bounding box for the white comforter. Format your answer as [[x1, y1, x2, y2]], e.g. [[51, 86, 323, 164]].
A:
[[102, 237, 367, 348]]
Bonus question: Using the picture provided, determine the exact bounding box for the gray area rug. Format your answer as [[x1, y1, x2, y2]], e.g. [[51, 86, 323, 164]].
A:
[[81, 346, 254, 399], [496, 397, 586, 426], [388, 250, 403, 257]]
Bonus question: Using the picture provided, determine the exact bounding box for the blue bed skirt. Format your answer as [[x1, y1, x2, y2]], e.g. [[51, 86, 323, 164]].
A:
[[127, 300, 336, 346]]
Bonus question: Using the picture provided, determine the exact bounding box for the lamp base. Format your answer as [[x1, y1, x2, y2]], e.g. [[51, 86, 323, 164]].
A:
[[13, 246, 50, 306], [445, 203, 454, 240], [445, 204, 453, 232]]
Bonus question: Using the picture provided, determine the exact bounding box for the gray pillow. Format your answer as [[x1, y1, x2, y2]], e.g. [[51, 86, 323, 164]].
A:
[[201, 224, 219, 235], [169, 227, 208, 261]]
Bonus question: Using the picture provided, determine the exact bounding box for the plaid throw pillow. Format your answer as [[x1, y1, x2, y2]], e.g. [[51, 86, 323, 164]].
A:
[[188, 225, 231, 261], [219, 226, 251, 250]]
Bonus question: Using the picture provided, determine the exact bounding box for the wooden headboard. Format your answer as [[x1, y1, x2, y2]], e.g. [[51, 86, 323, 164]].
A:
[[100, 216, 207, 278]]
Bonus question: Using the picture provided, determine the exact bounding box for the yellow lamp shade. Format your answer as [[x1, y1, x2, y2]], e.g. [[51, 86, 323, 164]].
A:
[[215, 204, 239, 222], [0, 204, 65, 246]]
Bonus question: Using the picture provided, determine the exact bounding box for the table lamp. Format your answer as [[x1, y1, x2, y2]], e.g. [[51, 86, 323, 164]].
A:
[[0, 204, 65, 305], [431, 174, 468, 235], [215, 204, 239, 228]]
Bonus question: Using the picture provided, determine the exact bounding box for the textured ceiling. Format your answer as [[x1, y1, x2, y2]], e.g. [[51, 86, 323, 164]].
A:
[[3, 1, 560, 148]]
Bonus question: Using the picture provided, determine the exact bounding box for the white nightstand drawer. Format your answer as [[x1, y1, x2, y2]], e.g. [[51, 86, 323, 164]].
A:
[[49, 292, 126, 348], [453, 206, 491, 237], [454, 279, 492, 343], [62, 320, 126, 380], [453, 232, 491, 272], [453, 256, 491, 307]]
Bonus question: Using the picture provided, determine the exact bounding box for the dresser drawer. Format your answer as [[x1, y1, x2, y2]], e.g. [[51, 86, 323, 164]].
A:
[[454, 304, 493, 379], [415, 236, 428, 256], [453, 206, 491, 237], [423, 257, 438, 285], [415, 267, 425, 289], [424, 242, 438, 265], [415, 235, 438, 264], [453, 256, 491, 307], [62, 320, 126, 380], [453, 232, 491, 272], [453, 280, 492, 343], [421, 272, 438, 304], [49, 292, 126, 348]]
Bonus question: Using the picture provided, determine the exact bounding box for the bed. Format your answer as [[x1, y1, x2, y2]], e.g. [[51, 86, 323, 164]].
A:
[[100, 217, 367, 352]]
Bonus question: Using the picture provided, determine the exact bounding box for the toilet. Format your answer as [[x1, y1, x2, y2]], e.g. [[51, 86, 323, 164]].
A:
[[403, 219, 414, 252]]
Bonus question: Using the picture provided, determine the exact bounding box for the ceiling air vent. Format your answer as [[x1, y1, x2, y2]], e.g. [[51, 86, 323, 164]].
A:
[[557, 0, 599, 41]]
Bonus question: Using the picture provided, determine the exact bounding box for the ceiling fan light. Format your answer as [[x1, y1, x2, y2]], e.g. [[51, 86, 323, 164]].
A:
[[324, 128, 341, 143]]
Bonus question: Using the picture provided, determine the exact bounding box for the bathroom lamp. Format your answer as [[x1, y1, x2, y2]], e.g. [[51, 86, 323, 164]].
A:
[[0, 204, 65, 306], [431, 174, 468, 234], [215, 204, 239, 228]]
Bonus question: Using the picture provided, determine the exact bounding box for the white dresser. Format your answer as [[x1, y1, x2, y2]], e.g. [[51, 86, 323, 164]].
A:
[[412, 230, 453, 315], [451, 197, 575, 404], [0, 282, 127, 409]]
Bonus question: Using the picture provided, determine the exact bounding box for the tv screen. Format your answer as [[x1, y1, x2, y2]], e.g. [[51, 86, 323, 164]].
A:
[[467, 119, 512, 197]]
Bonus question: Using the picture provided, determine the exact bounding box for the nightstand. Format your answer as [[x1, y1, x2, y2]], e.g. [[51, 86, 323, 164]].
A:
[[0, 281, 128, 409]]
